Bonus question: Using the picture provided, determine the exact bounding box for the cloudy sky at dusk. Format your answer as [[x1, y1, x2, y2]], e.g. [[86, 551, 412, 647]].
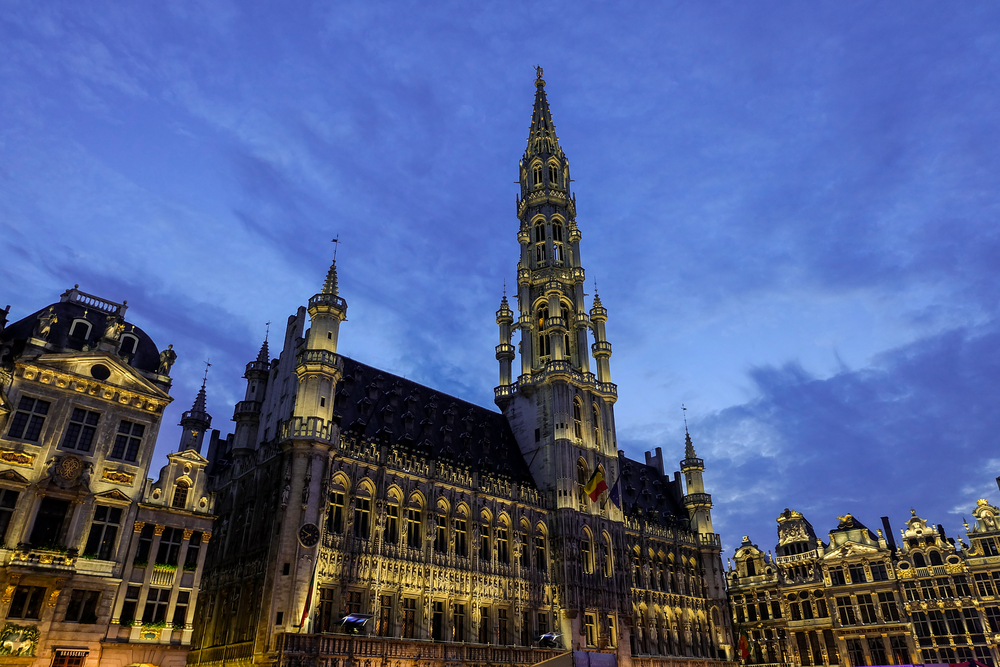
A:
[[3, 1, 1000, 555]]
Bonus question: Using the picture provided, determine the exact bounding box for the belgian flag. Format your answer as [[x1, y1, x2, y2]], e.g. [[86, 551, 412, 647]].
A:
[[583, 469, 608, 501]]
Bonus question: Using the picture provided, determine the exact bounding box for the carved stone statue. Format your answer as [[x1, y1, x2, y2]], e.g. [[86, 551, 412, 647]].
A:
[[157, 345, 177, 375], [103, 313, 124, 341], [34, 307, 57, 340]]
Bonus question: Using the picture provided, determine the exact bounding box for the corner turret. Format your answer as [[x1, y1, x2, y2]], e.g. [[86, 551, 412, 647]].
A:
[[178, 373, 212, 454], [681, 426, 714, 535]]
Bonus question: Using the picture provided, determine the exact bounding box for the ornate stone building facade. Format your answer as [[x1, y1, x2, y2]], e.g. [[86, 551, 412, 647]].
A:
[[728, 501, 1000, 667], [0, 287, 214, 667], [187, 72, 733, 667]]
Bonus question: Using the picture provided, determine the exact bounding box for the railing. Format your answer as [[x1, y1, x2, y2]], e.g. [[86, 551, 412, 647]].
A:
[[592, 341, 612, 355], [232, 400, 261, 418], [700, 533, 722, 547], [190, 640, 255, 664], [496, 344, 516, 359], [245, 360, 269, 374], [275, 634, 563, 666], [595, 382, 618, 396], [684, 493, 712, 506], [8, 546, 78, 570], [309, 293, 347, 310], [544, 317, 568, 330], [150, 564, 177, 587], [61, 286, 123, 315], [279, 416, 337, 443], [774, 550, 817, 564], [572, 267, 586, 282], [295, 349, 343, 372]]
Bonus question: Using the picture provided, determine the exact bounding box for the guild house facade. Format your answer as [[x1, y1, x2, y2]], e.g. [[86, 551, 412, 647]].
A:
[[0, 288, 215, 667], [186, 71, 735, 667], [728, 500, 1000, 667]]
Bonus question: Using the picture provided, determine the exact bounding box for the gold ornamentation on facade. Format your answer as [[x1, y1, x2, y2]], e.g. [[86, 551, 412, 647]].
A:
[[134, 521, 145, 532], [154, 524, 165, 536], [102, 468, 135, 485], [183, 529, 194, 540], [201, 532, 211, 542], [0, 450, 34, 467]]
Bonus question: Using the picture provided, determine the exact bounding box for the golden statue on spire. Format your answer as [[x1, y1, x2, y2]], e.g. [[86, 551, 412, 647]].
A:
[[535, 65, 544, 86]]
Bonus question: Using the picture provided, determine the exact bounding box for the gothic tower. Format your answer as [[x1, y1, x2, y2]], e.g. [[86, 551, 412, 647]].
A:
[[178, 376, 212, 453], [496, 68, 626, 648]]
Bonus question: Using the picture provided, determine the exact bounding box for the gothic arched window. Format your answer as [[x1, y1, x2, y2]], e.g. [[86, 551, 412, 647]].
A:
[[533, 164, 543, 186], [592, 404, 602, 447], [549, 163, 559, 185], [573, 399, 583, 440], [582, 529, 594, 574]]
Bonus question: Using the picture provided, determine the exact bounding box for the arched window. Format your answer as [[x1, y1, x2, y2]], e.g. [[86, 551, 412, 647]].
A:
[[537, 307, 551, 360], [406, 498, 422, 549], [172, 480, 190, 509], [552, 222, 563, 242], [497, 518, 510, 564], [534, 526, 547, 570], [454, 507, 468, 557], [69, 319, 92, 340], [592, 404, 602, 447], [354, 485, 372, 539], [480, 512, 492, 562], [929, 550, 943, 566], [119, 333, 139, 358], [577, 460, 589, 509], [329, 482, 347, 534], [533, 164, 543, 186], [573, 399, 583, 440], [746, 558, 756, 577], [548, 163, 559, 185], [582, 529, 594, 574], [383, 491, 400, 544], [913, 552, 926, 568], [603, 533, 614, 577]]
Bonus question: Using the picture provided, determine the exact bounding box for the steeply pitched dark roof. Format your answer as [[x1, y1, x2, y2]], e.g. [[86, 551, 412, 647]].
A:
[[333, 356, 537, 487], [617, 454, 688, 526]]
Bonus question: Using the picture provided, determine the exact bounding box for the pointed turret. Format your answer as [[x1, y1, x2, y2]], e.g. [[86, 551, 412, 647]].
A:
[[680, 424, 713, 535], [496, 292, 516, 389], [322, 257, 339, 297], [178, 377, 212, 454], [232, 334, 270, 454]]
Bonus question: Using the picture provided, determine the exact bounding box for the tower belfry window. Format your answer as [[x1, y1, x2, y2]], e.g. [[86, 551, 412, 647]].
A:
[[549, 164, 558, 185], [573, 399, 583, 440], [533, 165, 543, 186]]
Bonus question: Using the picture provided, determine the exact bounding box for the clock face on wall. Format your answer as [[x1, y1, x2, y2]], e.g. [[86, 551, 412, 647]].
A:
[[298, 523, 320, 548]]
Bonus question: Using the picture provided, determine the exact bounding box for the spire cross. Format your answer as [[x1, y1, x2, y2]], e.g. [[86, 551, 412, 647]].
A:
[[202, 359, 212, 388]]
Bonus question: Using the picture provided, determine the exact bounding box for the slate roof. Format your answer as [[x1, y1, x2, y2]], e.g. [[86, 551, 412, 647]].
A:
[[333, 355, 537, 487], [617, 454, 688, 526], [0, 300, 161, 373]]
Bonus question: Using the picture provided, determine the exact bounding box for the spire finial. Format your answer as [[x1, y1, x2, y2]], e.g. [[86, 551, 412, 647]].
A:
[[265, 321, 270, 343], [202, 358, 211, 388], [683, 404, 696, 459], [535, 65, 544, 87], [332, 235, 340, 261], [683, 404, 689, 435], [503, 279, 507, 297]]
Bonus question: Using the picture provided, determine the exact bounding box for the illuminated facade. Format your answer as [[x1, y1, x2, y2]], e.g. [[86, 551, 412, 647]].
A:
[[728, 502, 1000, 667], [187, 71, 734, 667], [0, 287, 214, 667]]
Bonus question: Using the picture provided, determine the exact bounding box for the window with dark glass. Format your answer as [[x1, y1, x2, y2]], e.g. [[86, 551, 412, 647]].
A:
[[61, 408, 100, 452], [120, 586, 140, 625], [497, 527, 509, 564], [0, 488, 20, 546], [913, 552, 927, 567], [479, 606, 490, 643], [63, 589, 100, 624], [976, 572, 996, 596], [110, 420, 145, 461], [878, 592, 899, 622], [455, 518, 467, 556], [9, 586, 45, 619], [172, 481, 189, 509], [867, 637, 888, 665], [828, 566, 846, 586], [845, 638, 864, 667], [532, 165, 542, 186], [857, 594, 877, 624], [184, 532, 202, 569], [920, 578, 936, 600], [980, 538, 999, 556], [954, 575, 973, 597], [345, 590, 362, 614], [966, 609, 985, 636], [402, 598, 416, 638], [29, 496, 71, 547], [535, 535, 546, 570], [816, 598, 828, 617], [377, 595, 393, 636], [435, 514, 447, 554], [582, 534, 593, 574], [870, 561, 889, 581], [802, 600, 814, 620], [573, 400, 583, 439], [7, 396, 50, 442], [548, 164, 558, 185], [454, 603, 465, 641], [889, 636, 908, 665], [936, 577, 954, 598], [847, 563, 866, 584], [945, 609, 965, 635], [134, 524, 154, 563], [824, 629, 840, 664], [902, 580, 919, 601], [538, 611, 548, 638], [172, 590, 190, 626], [432, 600, 444, 640], [406, 509, 421, 549], [928, 610, 947, 636], [499, 608, 510, 645], [383, 502, 398, 544], [789, 602, 800, 621], [982, 606, 1000, 632], [84, 505, 122, 560], [143, 588, 171, 624], [157, 527, 183, 566], [354, 497, 371, 538], [835, 596, 856, 625], [316, 588, 336, 632]]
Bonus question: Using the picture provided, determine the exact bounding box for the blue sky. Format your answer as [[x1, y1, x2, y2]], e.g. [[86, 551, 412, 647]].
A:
[[2, 1, 1000, 554]]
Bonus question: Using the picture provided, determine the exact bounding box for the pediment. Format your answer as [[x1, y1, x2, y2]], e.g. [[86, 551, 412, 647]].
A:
[[24, 352, 170, 402], [95, 488, 133, 503], [0, 468, 31, 485], [169, 449, 209, 466]]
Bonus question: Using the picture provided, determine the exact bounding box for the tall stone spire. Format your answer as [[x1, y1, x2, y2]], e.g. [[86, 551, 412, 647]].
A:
[[528, 66, 560, 156], [322, 258, 339, 297]]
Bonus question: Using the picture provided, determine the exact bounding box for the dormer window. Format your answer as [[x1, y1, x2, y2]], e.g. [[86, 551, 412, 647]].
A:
[[119, 334, 139, 358], [69, 319, 92, 340]]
